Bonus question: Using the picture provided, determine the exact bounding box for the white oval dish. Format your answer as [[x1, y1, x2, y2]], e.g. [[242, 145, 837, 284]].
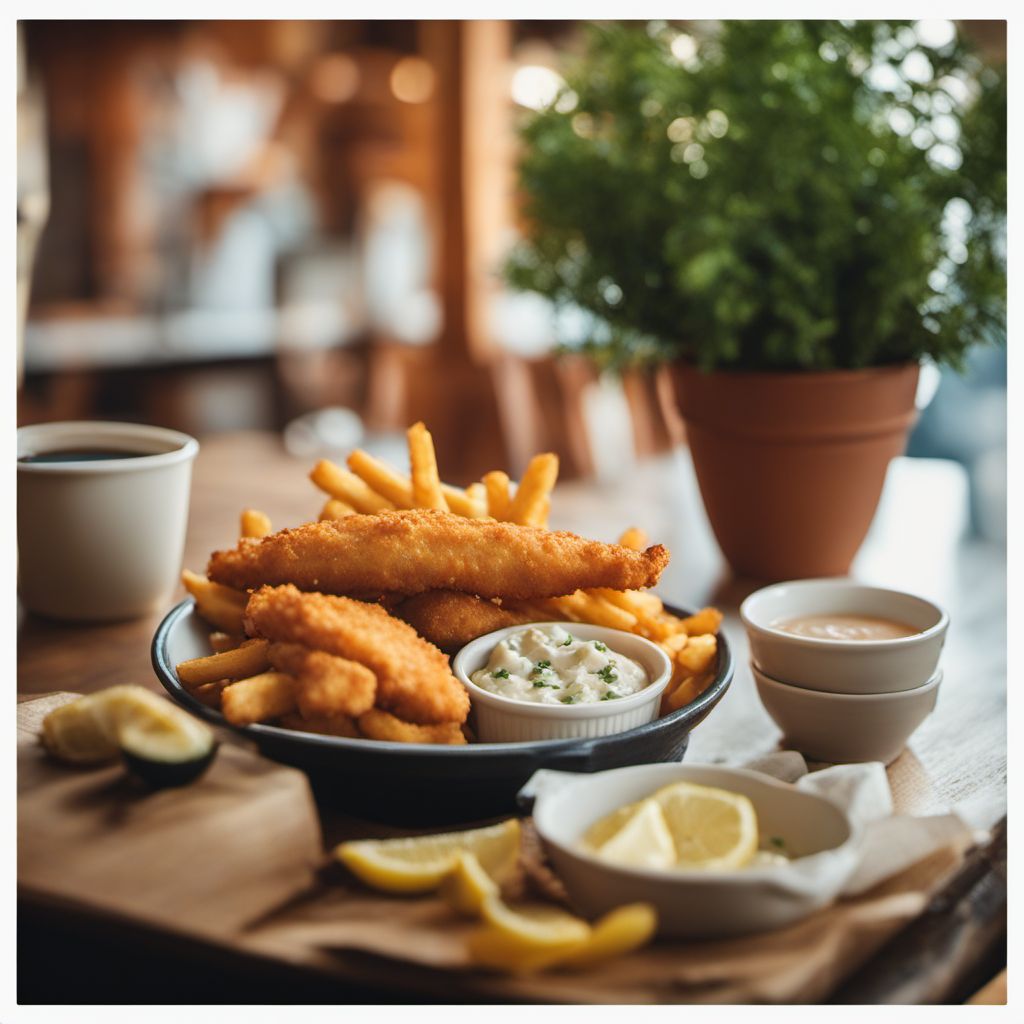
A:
[[753, 663, 942, 765], [740, 578, 948, 694], [532, 762, 858, 938], [452, 622, 672, 743]]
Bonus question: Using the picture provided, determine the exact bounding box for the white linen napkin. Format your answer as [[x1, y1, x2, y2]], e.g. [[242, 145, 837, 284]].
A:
[[743, 752, 977, 895]]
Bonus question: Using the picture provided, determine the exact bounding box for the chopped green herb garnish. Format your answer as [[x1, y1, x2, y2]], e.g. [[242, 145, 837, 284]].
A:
[[593, 641, 608, 653], [561, 634, 573, 646], [532, 680, 559, 689], [600, 690, 622, 701], [560, 694, 578, 704], [593, 663, 618, 684], [492, 668, 510, 679], [769, 836, 787, 850], [531, 660, 552, 677]]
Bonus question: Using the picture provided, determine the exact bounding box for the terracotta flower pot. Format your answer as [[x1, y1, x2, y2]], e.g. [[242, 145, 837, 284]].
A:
[[670, 363, 920, 581]]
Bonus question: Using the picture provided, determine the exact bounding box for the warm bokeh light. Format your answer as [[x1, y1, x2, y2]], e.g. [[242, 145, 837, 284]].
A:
[[309, 54, 360, 104], [511, 65, 564, 110], [389, 56, 435, 104], [669, 32, 697, 62]]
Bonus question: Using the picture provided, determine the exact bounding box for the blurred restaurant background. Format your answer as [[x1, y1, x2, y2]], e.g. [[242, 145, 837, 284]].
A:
[[16, 19, 1007, 543]]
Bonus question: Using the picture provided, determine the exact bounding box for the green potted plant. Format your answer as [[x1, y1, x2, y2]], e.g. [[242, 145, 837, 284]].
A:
[[507, 20, 1006, 579]]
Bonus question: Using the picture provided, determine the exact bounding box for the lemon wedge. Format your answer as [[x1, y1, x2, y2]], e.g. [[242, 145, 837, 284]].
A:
[[655, 781, 758, 870], [468, 897, 592, 973], [335, 819, 520, 894], [558, 903, 658, 969], [439, 851, 501, 916], [594, 798, 677, 870]]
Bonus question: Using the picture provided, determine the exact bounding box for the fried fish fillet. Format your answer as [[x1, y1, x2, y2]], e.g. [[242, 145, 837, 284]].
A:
[[394, 591, 532, 652], [209, 510, 669, 600], [244, 584, 469, 726], [267, 642, 377, 718]]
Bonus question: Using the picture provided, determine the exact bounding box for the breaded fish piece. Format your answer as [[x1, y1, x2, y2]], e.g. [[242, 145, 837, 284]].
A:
[[278, 712, 361, 739], [267, 642, 377, 718], [394, 591, 532, 652], [357, 708, 466, 746], [244, 584, 469, 726], [209, 510, 669, 600]]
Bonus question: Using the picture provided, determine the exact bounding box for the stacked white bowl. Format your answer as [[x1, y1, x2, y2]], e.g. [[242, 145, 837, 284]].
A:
[[741, 579, 948, 764]]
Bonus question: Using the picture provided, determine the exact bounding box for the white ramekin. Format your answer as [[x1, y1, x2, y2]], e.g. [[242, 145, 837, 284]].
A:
[[18, 421, 199, 622], [740, 578, 948, 694], [452, 622, 673, 743], [753, 663, 942, 765]]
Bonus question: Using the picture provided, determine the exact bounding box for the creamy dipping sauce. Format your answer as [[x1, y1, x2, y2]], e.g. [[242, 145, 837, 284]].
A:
[[773, 613, 919, 641], [471, 625, 648, 705]]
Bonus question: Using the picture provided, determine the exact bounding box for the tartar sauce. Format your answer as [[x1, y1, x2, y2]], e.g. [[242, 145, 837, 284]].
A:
[[471, 625, 648, 705]]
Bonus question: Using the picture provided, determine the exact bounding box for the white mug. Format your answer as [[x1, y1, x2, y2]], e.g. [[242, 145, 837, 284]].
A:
[[17, 421, 199, 621]]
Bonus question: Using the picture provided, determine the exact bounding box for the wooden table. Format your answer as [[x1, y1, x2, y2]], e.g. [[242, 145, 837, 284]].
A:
[[17, 431, 1007, 1002]]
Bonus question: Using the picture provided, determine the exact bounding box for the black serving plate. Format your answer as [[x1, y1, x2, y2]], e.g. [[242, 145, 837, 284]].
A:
[[152, 600, 733, 825]]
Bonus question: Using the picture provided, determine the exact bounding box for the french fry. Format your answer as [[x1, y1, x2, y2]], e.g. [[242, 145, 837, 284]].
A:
[[176, 639, 271, 688], [483, 470, 511, 520], [440, 482, 483, 517], [347, 449, 415, 508], [676, 634, 718, 675], [310, 459, 395, 513], [221, 671, 297, 726], [507, 453, 559, 526], [583, 588, 668, 638], [192, 680, 228, 709], [637, 614, 680, 642], [464, 483, 487, 517], [407, 421, 449, 511], [659, 633, 689, 657], [182, 570, 248, 634], [319, 498, 356, 521], [664, 669, 716, 712], [240, 509, 272, 539], [555, 591, 639, 632], [678, 607, 724, 636], [537, 494, 551, 528], [590, 588, 664, 616], [209, 632, 242, 654], [618, 527, 648, 551]]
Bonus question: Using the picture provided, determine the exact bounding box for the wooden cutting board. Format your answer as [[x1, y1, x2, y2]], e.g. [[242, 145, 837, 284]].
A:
[[18, 693, 325, 938]]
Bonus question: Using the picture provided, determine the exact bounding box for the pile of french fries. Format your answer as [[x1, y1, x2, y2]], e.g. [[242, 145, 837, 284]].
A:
[[178, 422, 721, 732]]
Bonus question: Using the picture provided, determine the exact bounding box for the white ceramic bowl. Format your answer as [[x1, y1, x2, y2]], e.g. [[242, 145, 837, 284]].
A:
[[740, 578, 948, 694], [753, 663, 941, 765], [18, 421, 198, 622], [532, 762, 858, 938], [452, 622, 672, 743]]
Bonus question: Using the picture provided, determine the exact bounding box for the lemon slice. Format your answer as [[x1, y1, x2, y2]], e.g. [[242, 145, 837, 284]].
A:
[[439, 851, 500, 916], [581, 799, 641, 851], [594, 798, 677, 870], [558, 903, 658, 969], [468, 896, 592, 973], [41, 695, 121, 764], [41, 686, 212, 767], [480, 896, 591, 944], [335, 819, 520, 894], [655, 781, 758, 870]]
